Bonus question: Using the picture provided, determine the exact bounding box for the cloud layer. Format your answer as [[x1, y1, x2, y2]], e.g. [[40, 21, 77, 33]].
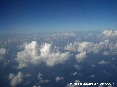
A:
[[3, 30, 117, 87]]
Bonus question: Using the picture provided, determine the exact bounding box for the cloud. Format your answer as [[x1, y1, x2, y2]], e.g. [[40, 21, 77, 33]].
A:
[[74, 64, 82, 70], [90, 75, 95, 77], [91, 64, 95, 67], [0, 48, 6, 60], [64, 33, 117, 62], [64, 39, 110, 54], [64, 41, 95, 53], [112, 58, 115, 60], [16, 30, 117, 67], [8, 72, 23, 87], [55, 76, 64, 82], [38, 73, 50, 84], [38, 73, 42, 79], [76, 51, 87, 62], [102, 30, 117, 37], [33, 85, 41, 87], [40, 43, 70, 66], [16, 41, 40, 68], [103, 51, 110, 55], [98, 60, 109, 65], [16, 41, 70, 68], [25, 74, 31, 77], [71, 72, 77, 76]]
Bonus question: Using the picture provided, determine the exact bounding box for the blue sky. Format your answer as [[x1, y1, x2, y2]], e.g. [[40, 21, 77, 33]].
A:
[[0, 0, 117, 33]]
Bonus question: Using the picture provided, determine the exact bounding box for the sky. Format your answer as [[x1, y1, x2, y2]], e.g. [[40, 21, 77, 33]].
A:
[[0, 0, 117, 33]]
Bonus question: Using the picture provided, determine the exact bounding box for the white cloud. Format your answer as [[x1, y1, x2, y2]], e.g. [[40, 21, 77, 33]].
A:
[[103, 51, 109, 55], [98, 60, 109, 65], [64, 39, 110, 54], [102, 30, 113, 37], [90, 75, 95, 77], [108, 42, 117, 55], [16, 41, 40, 68], [64, 35, 117, 62], [76, 51, 87, 62], [91, 64, 95, 67], [38, 73, 50, 84], [15, 30, 117, 68], [33, 85, 41, 87], [102, 30, 117, 37], [25, 74, 31, 77], [55, 76, 64, 82], [0, 48, 6, 60], [71, 72, 77, 76], [38, 73, 42, 80], [8, 72, 23, 87], [74, 64, 82, 70], [16, 41, 70, 68]]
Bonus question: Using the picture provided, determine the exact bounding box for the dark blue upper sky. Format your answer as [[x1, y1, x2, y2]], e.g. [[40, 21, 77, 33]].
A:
[[0, 0, 117, 33]]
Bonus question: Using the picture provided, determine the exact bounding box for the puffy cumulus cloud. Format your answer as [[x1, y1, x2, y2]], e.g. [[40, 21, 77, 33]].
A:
[[98, 60, 109, 65], [102, 30, 117, 37], [16, 41, 70, 68], [55, 76, 64, 82], [64, 42, 78, 52], [76, 51, 87, 62], [66, 80, 80, 87], [100, 30, 117, 43], [8, 72, 23, 87], [64, 40, 110, 54], [45, 51, 70, 66], [39, 30, 117, 64], [40, 43, 70, 66], [0, 48, 6, 60], [65, 36, 117, 62], [16, 41, 40, 68], [38, 73, 50, 84]]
